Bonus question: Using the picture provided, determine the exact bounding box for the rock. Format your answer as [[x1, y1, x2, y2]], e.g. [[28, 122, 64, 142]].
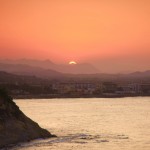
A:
[[0, 88, 56, 148]]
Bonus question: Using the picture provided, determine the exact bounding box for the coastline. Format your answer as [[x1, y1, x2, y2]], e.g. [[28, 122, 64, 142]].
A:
[[0, 89, 56, 149], [13, 94, 150, 99]]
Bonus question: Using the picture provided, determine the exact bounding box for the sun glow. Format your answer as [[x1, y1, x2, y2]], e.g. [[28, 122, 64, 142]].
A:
[[69, 61, 77, 65]]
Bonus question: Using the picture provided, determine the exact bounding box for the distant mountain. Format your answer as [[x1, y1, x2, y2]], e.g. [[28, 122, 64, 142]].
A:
[[67, 70, 150, 83], [0, 59, 99, 74], [61, 63, 99, 74], [0, 71, 47, 84], [0, 59, 55, 69], [129, 70, 150, 77], [0, 60, 149, 82], [0, 63, 63, 79]]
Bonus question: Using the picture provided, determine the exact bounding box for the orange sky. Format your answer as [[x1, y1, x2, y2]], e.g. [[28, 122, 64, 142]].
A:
[[0, 0, 150, 73]]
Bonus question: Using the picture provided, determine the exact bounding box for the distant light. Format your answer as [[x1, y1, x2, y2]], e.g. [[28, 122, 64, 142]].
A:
[[69, 61, 77, 65]]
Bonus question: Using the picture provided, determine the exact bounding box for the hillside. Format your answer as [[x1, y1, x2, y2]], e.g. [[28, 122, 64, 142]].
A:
[[0, 71, 48, 84], [0, 59, 100, 74], [0, 63, 63, 79], [0, 89, 55, 148], [0, 61, 149, 83]]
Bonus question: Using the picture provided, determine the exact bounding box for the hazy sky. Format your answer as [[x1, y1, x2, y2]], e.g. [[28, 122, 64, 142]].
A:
[[0, 0, 150, 73]]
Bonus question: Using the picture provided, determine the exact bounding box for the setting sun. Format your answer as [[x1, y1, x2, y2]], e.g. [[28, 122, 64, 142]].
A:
[[69, 61, 77, 65]]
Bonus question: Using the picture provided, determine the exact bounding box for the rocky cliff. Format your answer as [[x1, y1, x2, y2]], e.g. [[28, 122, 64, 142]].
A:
[[0, 89, 55, 148]]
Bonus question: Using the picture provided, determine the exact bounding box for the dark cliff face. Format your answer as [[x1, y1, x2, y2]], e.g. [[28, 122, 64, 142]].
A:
[[0, 89, 55, 148]]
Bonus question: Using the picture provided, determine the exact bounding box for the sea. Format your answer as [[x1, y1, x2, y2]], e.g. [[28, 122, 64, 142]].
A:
[[11, 97, 150, 150]]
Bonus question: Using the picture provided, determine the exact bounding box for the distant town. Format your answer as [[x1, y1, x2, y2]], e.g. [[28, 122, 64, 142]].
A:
[[0, 68, 150, 99], [1, 81, 150, 99]]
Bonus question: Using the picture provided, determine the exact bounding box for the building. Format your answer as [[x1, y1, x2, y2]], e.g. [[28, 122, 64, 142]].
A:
[[102, 82, 117, 93], [52, 82, 97, 95]]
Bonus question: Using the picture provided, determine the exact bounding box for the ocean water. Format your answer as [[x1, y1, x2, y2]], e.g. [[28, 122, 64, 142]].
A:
[[12, 97, 150, 150]]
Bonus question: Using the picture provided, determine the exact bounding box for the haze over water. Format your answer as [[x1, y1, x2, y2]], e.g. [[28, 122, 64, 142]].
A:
[[13, 97, 150, 150]]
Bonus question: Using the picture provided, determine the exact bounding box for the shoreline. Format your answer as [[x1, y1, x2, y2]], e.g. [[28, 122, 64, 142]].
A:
[[0, 89, 55, 149], [13, 94, 150, 99]]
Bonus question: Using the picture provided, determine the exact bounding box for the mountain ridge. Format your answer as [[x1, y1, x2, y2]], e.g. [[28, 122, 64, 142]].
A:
[[0, 59, 99, 74], [0, 62, 63, 79]]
